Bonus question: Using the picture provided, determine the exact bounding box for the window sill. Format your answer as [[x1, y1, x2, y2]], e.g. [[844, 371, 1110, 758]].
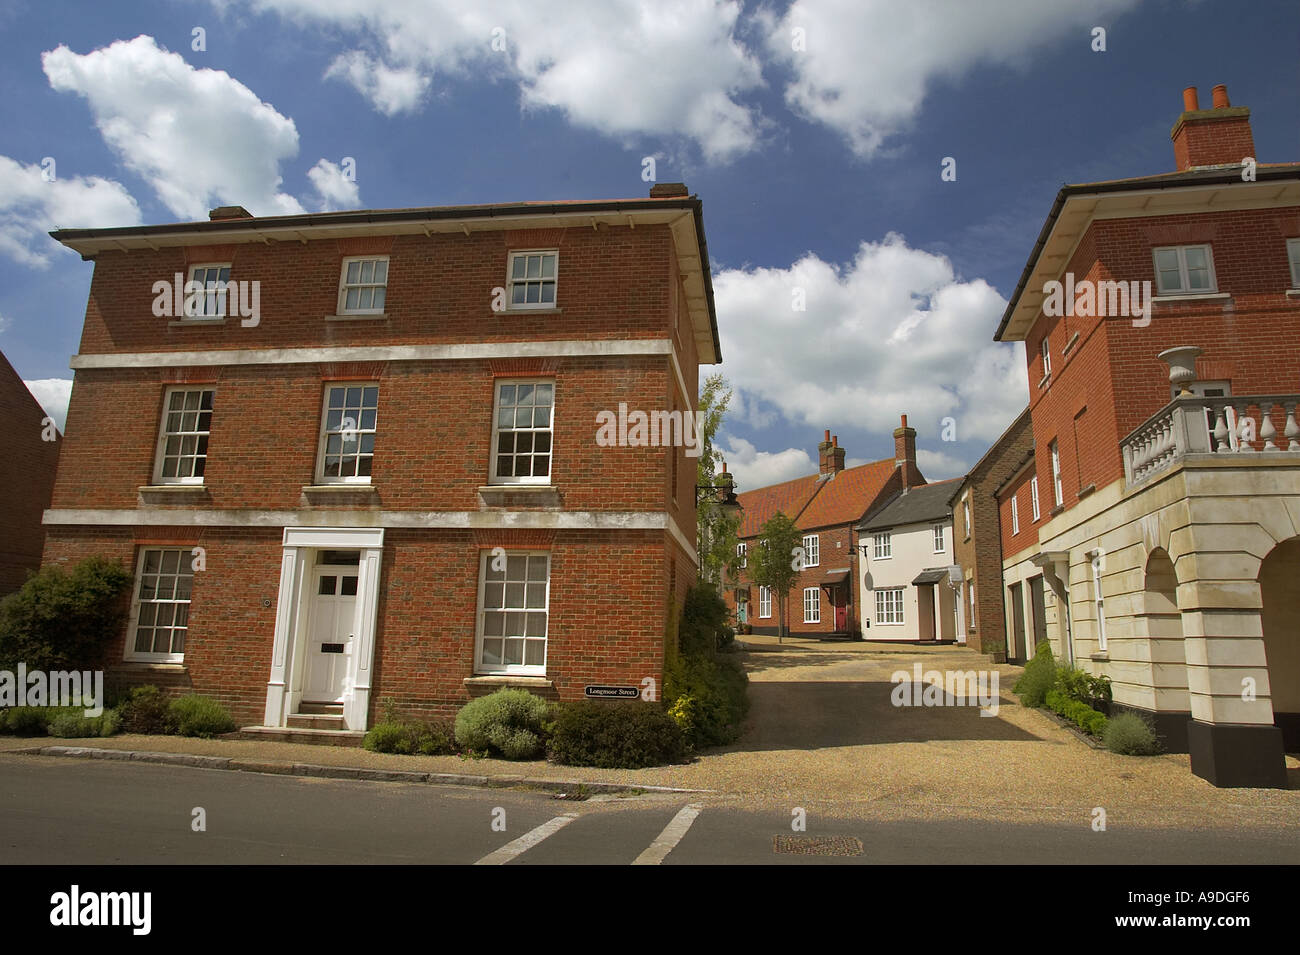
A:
[[168, 318, 227, 327], [1038, 373, 1051, 390], [139, 484, 210, 504], [465, 675, 554, 690], [119, 660, 186, 670], [302, 484, 379, 504], [1286, 289, 1300, 298], [1061, 331, 1080, 356], [1090, 652, 1110, 662], [493, 307, 563, 316], [325, 313, 389, 321], [1076, 483, 1097, 499], [1151, 292, 1230, 304], [1049, 504, 1065, 517], [478, 484, 562, 507]]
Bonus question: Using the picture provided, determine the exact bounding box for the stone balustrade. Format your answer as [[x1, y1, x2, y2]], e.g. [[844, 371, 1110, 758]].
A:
[[1123, 395, 1300, 486]]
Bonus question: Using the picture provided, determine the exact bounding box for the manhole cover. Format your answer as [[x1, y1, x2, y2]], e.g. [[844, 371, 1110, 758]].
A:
[[773, 835, 864, 856]]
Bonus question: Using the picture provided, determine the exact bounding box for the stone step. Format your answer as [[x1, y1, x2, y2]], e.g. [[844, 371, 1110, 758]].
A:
[[235, 725, 365, 747], [296, 702, 344, 715], [286, 713, 346, 731]]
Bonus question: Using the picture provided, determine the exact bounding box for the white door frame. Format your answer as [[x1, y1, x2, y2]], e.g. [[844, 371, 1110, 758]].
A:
[[264, 526, 384, 730]]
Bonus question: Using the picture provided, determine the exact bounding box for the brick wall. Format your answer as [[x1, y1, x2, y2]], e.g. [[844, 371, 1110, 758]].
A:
[[43, 525, 673, 725], [951, 410, 1033, 659], [0, 352, 61, 596]]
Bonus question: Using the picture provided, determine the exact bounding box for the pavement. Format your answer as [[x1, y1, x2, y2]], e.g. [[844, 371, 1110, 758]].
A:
[[3, 636, 1298, 835]]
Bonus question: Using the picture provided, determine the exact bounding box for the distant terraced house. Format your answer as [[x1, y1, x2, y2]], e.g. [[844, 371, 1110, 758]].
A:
[[43, 183, 719, 738], [724, 418, 928, 639]]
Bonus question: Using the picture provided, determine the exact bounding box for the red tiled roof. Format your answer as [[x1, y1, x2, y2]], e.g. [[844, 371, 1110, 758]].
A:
[[736, 472, 822, 539], [796, 459, 902, 530], [736, 457, 908, 538]]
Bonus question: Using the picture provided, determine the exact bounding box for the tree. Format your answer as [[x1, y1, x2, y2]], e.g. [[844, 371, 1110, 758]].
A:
[[0, 557, 133, 672], [695, 372, 741, 586], [748, 511, 802, 642]]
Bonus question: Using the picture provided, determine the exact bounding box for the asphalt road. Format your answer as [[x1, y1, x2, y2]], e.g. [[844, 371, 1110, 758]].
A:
[[2, 754, 1297, 865]]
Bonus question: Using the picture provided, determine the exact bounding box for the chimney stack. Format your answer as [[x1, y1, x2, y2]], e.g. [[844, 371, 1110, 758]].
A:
[[818, 430, 846, 476], [209, 205, 253, 221], [1171, 84, 1254, 172], [893, 414, 919, 488]]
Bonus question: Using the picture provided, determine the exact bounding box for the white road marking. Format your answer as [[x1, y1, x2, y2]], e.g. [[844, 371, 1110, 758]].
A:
[[474, 813, 579, 865], [632, 803, 703, 865]]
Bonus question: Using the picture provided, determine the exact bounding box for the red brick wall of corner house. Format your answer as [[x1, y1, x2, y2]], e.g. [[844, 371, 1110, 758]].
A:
[[0, 363, 61, 596], [665, 272, 701, 553], [1024, 207, 1300, 523], [49, 357, 674, 513], [72, 224, 677, 356], [43, 525, 671, 726], [371, 528, 668, 722]]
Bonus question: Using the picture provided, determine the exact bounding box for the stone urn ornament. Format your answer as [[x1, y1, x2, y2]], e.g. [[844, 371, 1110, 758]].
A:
[[1157, 345, 1203, 395]]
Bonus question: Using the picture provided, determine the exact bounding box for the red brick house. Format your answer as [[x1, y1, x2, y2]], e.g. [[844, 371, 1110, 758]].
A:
[[0, 350, 61, 596], [726, 419, 925, 638], [945, 407, 1033, 662], [993, 84, 1300, 786], [44, 184, 719, 736]]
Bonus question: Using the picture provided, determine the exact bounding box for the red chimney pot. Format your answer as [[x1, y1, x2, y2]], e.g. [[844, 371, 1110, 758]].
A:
[[1182, 86, 1199, 111], [1211, 84, 1230, 108]]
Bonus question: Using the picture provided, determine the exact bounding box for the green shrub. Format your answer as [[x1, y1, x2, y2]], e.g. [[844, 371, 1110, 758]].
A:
[[364, 719, 457, 756], [1055, 665, 1112, 711], [1045, 688, 1108, 737], [664, 649, 749, 749], [1013, 640, 1057, 707], [678, 584, 731, 655], [0, 706, 52, 735], [454, 689, 550, 760], [48, 709, 121, 738], [1104, 711, 1162, 755], [117, 686, 176, 734], [548, 701, 685, 768], [0, 557, 133, 672], [168, 695, 236, 738]]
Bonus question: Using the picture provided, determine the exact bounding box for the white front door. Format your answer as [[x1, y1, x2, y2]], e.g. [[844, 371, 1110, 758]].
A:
[[303, 564, 358, 703]]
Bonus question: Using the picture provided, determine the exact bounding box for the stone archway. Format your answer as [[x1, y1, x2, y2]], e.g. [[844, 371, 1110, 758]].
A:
[[1259, 537, 1300, 752], [1140, 548, 1190, 744]]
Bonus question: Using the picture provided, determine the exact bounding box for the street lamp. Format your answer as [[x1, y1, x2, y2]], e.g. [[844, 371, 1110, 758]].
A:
[[696, 459, 742, 520]]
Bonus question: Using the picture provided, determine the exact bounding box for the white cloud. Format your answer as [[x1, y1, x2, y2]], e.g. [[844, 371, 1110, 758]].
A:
[[765, 0, 1141, 157], [721, 434, 816, 490], [0, 156, 140, 267], [325, 50, 430, 116], [0, 312, 9, 334], [916, 447, 968, 481], [306, 158, 361, 211], [220, 0, 767, 162], [42, 35, 313, 220], [24, 378, 72, 431], [714, 232, 1027, 447]]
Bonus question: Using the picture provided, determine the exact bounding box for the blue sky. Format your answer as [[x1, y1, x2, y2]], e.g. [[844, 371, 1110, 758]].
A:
[[0, 0, 1296, 489]]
